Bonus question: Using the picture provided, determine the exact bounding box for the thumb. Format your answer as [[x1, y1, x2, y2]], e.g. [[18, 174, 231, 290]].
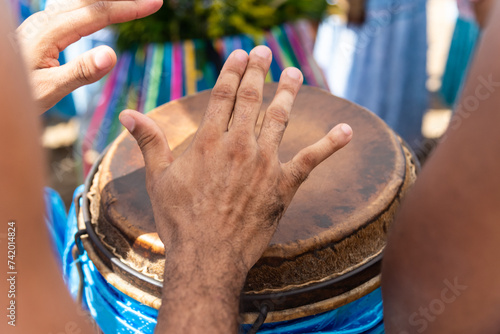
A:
[[119, 109, 174, 177], [57, 45, 117, 96], [34, 46, 117, 112]]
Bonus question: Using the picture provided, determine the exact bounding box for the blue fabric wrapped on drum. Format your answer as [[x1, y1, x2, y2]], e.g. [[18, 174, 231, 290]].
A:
[[44, 188, 69, 266], [44, 187, 384, 333]]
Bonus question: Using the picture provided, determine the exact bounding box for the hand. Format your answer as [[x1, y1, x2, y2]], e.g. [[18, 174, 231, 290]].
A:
[[16, 0, 162, 113], [120, 46, 353, 333]]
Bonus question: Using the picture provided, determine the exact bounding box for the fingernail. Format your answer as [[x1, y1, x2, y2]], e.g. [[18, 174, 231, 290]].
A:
[[286, 67, 301, 80], [253, 45, 271, 59], [94, 50, 113, 70], [120, 114, 135, 133], [233, 50, 248, 62], [341, 124, 352, 136]]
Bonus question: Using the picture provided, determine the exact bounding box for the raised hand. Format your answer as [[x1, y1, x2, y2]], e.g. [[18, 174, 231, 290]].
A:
[[119, 46, 353, 333], [16, 0, 162, 113]]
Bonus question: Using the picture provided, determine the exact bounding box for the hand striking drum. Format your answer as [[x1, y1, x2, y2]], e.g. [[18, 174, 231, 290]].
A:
[[77, 76, 417, 332]]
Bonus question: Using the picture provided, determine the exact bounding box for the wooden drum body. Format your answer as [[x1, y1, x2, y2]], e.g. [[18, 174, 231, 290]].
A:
[[78, 84, 417, 325]]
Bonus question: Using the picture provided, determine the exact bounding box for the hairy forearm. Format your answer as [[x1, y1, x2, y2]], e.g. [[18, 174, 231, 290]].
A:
[[155, 248, 246, 334], [382, 3, 500, 333]]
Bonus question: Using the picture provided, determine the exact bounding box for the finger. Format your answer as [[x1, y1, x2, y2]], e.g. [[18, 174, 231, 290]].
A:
[[37, 46, 116, 110], [283, 123, 353, 188], [49, 0, 162, 52], [44, 0, 141, 16], [230, 46, 272, 133], [119, 109, 174, 177], [257, 67, 303, 152], [199, 50, 249, 134]]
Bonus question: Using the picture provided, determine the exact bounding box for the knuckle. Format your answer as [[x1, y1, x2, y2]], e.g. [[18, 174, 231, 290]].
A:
[[289, 164, 309, 185], [211, 83, 236, 102], [247, 62, 268, 76], [237, 86, 261, 104], [91, 1, 111, 14], [223, 66, 244, 79], [30, 11, 49, 25], [299, 152, 316, 170], [193, 141, 207, 155], [279, 83, 299, 97], [192, 132, 219, 156], [157, 161, 171, 171], [195, 129, 219, 147], [44, 2, 61, 15], [267, 106, 289, 125], [229, 133, 252, 157], [326, 133, 340, 149], [73, 61, 93, 84], [137, 131, 158, 151]]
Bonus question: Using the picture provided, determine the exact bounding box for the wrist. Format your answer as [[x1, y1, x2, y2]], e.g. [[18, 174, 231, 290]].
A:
[[163, 246, 248, 292], [161, 235, 251, 284], [156, 252, 245, 334]]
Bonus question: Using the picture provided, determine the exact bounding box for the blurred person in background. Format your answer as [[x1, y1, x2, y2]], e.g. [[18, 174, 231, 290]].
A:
[[314, 0, 428, 150]]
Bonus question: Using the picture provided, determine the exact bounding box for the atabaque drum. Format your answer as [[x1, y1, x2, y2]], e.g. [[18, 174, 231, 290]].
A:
[[77, 83, 418, 333]]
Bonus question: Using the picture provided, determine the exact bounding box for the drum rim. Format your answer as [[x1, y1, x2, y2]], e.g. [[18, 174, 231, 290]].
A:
[[81, 146, 384, 313], [82, 146, 164, 290]]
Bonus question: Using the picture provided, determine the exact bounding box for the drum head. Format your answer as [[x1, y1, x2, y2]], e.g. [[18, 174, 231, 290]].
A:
[[86, 84, 416, 317]]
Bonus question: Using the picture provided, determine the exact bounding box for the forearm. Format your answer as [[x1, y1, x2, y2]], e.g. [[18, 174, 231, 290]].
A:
[[0, 5, 95, 333], [382, 3, 500, 333], [155, 249, 246, 334]]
